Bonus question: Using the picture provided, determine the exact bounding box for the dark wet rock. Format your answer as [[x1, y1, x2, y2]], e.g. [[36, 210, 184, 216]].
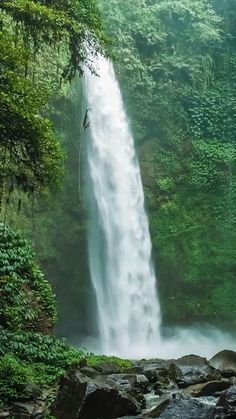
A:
[[104, 373, 148, 408], [216, 386, 236, 416], [144, 368, 158, 383], [134, 359, 171, 384], [51, 372, 87, 419], [0, 413, 10, 418], [136, 374, 150, 391], [169, 355, 220, 387], [158, 397, 216, 419], [80, 366, 98, 378], [78, 387, 140, 419], [92, 361, 120, 375], [51, 370, 141, 419], [107, 374, 149, 392], [144, 395, 171, 418], [210, 351, 236, 375], [152, 383, 165, 395], [106, 374, 148, 409], [126, 366, 145, 375], [184, 380, 231, 397]]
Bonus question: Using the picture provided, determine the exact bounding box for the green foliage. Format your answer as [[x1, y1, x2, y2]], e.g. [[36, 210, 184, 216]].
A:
[[0, 31, 63, 196], [0, 220, 86, 406], [1, 0, 107, 79], [0, 351, 69, 403], [187, 86, 236, 142], [99, 0, 221, 140], [86, 354, 132, 369], [0, 0, 107, 201], [0, 354, 36, 402], [0, 328, 131, 371], [0, 353, 63, 403], [0, 222, 57, 330], [0, 329, 84, 367]]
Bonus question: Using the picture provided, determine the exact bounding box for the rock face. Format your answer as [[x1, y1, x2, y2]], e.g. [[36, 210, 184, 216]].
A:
[[169, 355, 220, 387], [51, 371, 141, 419], [209, 350, 236, 374]]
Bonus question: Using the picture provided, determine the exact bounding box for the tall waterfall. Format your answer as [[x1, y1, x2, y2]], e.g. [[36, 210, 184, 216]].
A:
[[84, 56, 161, 358]]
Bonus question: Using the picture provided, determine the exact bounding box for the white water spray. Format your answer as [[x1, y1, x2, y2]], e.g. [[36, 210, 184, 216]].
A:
[[84, 56, 161, 358]]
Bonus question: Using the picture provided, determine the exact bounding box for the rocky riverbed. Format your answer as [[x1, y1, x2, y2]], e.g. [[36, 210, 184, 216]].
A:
[[2, 350, 236, 418]]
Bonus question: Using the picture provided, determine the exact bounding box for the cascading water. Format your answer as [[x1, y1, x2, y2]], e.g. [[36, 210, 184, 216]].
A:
[[82, 55, 236, 360], [84, 56, 161, 358]]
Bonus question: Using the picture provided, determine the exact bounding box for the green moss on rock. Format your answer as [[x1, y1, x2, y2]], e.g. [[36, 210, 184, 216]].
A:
[[86, 354, 132, 369]]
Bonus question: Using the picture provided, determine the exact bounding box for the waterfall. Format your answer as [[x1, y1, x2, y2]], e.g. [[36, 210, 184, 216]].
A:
[[82, 55, 236, 360], [84, 56, 161, 358]]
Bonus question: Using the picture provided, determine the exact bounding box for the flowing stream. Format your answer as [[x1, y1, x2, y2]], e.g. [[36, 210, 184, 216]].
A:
[[84, 56, 161, 358]]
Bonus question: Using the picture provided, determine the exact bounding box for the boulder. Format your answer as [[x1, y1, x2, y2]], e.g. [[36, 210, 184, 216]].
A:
[[144, 395, 171, 418], [105, 374, 148, 409], [184, 380, 231, 397], [169, 355, 220, 387], [158, 397, 215, 419], [78, 388, 140, 419], [209, 350, 236, 375], [51, 372, 87, 419], [108, 374, 149, 392], [80, 366, 98, 379], [134, 359, 171, 384], [126, 366, 145, 375], [216, 385, 236, 416], [135, 374, 150, 392], [51, 370, 141, 419], [92, 361, 120, 375]]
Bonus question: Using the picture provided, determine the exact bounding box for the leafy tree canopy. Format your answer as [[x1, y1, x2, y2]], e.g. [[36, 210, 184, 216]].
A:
[[0, 0, 107, 202]]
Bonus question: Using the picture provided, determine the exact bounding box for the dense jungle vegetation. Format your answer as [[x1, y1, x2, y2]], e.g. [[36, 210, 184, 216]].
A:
[[1, 0, 236, 376]]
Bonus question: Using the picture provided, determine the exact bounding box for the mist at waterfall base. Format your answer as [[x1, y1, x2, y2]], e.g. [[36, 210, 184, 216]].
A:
[[81, 55, 235, 360]]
